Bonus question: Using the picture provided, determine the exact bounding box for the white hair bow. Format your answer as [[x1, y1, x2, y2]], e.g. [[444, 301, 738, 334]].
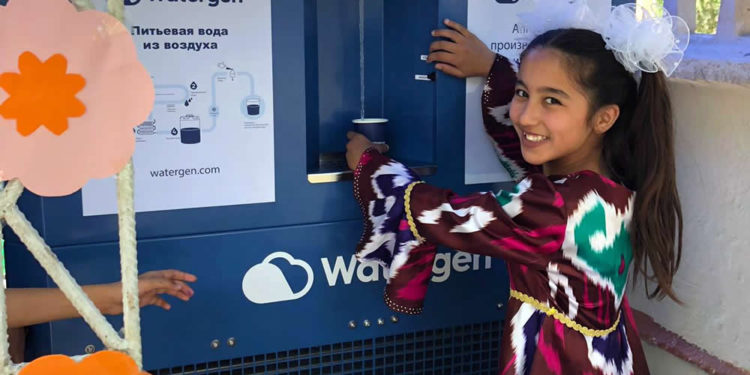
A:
[[518, 0, 690, 77]]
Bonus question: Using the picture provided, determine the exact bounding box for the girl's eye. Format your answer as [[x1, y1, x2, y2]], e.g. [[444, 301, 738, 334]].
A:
[[515, 89, 528, 98], [545, 97, 562, 105]]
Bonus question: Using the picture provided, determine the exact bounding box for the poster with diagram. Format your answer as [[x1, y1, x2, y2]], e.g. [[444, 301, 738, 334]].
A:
[[82, 0, 274, 215]]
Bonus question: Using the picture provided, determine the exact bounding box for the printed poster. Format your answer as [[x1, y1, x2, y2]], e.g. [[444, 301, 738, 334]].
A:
[[82, 0, 275, 215]]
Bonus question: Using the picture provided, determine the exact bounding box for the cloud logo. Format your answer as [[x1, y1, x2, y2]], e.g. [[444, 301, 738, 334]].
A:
[[242, 252, 314, 304]]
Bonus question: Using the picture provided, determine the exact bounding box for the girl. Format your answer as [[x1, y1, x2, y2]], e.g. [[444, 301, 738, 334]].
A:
[[345, 6, 684, 375]]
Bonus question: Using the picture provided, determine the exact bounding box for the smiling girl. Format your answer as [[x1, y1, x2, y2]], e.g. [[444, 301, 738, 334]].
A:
[[345, 3, 687, 374]]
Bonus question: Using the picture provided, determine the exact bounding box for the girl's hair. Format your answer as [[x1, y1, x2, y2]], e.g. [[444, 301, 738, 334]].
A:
[[521, 29, 683, 301]]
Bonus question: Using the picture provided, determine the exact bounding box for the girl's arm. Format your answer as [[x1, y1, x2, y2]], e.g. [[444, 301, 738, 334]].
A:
[[349, 145, 565, 314], [429, 19, 540, 181]]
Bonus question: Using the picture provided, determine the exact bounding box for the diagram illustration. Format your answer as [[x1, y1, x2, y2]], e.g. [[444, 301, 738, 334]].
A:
[[136, 62, 264, 145]]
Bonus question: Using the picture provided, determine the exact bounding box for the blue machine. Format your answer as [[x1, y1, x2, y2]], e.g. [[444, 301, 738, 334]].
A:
[[3, 0, 629, 372]]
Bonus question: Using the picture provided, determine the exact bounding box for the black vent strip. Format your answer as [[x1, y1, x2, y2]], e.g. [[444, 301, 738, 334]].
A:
[[149, 320, 502, 375]]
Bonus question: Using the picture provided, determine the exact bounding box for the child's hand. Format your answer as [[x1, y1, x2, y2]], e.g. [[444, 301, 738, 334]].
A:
[[427, 19, 496, 78], [101, 269, 197, 314], [346, 132, 388, 170]]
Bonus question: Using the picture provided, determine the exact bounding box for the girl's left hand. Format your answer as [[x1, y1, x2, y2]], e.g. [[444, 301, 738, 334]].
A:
[[346, 131, 388, 170], [427, 19, 495, 78]]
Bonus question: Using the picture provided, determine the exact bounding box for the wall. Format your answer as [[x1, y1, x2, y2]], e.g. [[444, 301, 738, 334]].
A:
[[643, 343, 706, 374], [630, 77, 750, 371]]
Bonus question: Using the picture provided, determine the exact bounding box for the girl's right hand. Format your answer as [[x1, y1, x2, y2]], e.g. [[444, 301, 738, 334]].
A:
[[346, 132, 388, 171], [427, 19, 496, 78]]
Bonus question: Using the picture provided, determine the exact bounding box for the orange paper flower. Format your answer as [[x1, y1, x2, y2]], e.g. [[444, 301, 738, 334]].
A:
[[19, 351, 150, 375], [0, 0, 154, 196], [0, 52, 86, 136]]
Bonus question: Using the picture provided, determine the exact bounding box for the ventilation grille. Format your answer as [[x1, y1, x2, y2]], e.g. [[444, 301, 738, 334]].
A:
[[149, 320, 502, 375]]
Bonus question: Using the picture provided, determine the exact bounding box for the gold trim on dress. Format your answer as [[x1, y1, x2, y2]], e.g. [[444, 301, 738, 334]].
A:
[[405, 181, 426, 243], [510, 289, 620, 337]]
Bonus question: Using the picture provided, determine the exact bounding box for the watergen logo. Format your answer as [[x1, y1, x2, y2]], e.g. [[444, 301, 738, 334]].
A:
[[242, 252, 314, 304], [125, 0, 243, 6], [242, 251, 493, 304]]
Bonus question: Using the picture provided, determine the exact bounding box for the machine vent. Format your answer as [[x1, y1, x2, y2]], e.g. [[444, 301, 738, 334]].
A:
[[149, 320, 502, 375]]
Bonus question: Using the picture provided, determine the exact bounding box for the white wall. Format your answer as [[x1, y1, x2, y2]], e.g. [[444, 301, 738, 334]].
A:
[[629, 78, 750, 371], [643, 343, 706, 374]]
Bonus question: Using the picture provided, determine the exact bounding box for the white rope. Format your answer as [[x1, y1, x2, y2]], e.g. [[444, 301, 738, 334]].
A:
[[0, 179, 132, 373], [117, 161, 141, 368], [0, 184, 12, 375], [70, 0, 96, 11], [2, 199, 128, 352], [0, 182, 23, 217], [107, 0, 126, 24], [107, 1, 142, 367]]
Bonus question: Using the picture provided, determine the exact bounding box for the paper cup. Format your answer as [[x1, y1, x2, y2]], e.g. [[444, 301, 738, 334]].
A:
[[353, 118, 388, 144]]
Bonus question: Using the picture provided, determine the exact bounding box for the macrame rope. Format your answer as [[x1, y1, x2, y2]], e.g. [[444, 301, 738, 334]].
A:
[[2, 181, 128, 352], [107, 0, 126, 24], [70, 0, 96, 11], [0, 181, 11, 375], [117, 161, 142, 368], [103, 1, 143, 368]]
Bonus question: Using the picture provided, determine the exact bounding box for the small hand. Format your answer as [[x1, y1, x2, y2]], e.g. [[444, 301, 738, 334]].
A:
[[103, 269, 197, 314], [346, 132, 388, 170], [137, 270, 196, 310], [427, 19, 496, 78]]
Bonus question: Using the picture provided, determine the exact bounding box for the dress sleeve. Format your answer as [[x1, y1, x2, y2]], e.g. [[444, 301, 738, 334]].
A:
[[353, 149, 566, 314]]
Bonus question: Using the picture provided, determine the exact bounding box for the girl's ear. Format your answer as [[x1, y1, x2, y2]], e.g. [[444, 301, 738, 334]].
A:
[[592, 104, 620, 134]]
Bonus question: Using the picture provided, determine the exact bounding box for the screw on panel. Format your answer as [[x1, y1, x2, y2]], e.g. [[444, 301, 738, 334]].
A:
[[210, 339, 220, 350], [497, 303, 504, 310], [84, 345, 96, 354], [348, 320, 357, 329], [227, 337, 236, 347], [390, 315, 399, 323], [363, 320, 371, 328], [377, 318, 385, 326]]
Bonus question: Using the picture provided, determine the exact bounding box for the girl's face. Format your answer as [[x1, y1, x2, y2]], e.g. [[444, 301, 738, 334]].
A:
[[510, 48, 606, 175]]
